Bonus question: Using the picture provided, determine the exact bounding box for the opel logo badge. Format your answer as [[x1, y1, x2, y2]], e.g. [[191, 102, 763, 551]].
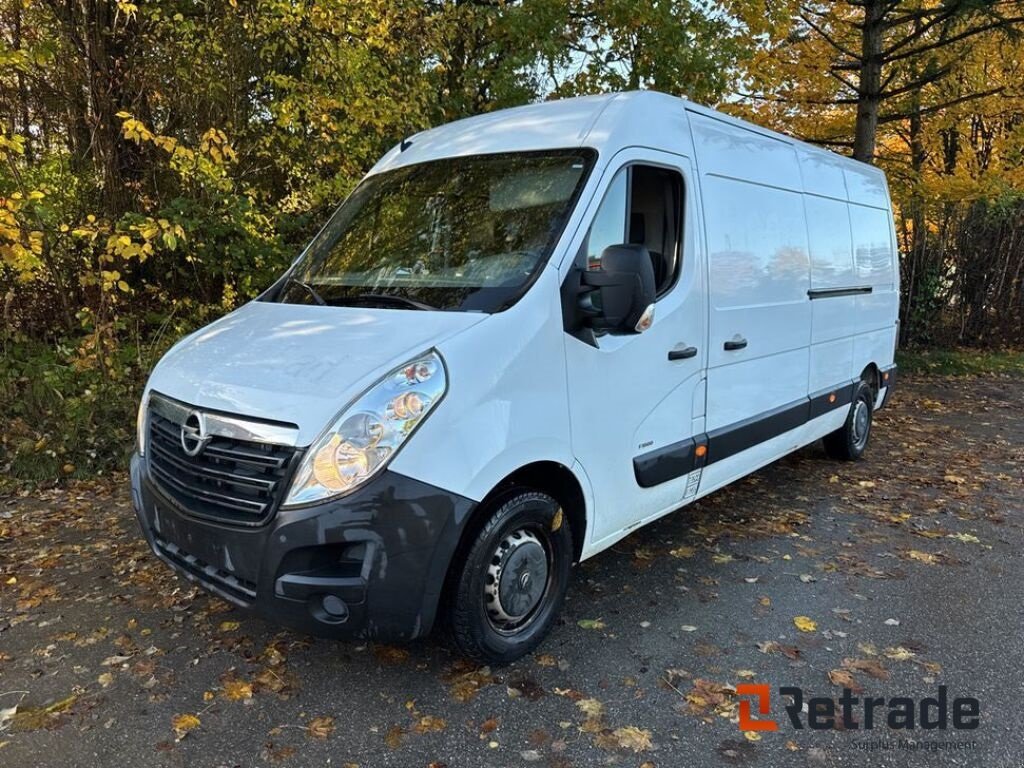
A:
[[180, 410, 211, 457]]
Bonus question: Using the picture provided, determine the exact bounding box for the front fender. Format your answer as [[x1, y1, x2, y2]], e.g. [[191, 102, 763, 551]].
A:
[[389, 268, 575, 504]]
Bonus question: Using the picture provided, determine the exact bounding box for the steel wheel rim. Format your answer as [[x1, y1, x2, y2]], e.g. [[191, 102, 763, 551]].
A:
[[484, 527, 552, 635], [852, 398, 870, 449]]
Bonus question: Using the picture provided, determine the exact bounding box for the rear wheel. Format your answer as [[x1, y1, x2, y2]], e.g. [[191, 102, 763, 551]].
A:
[[823, 380, 874, 460], [446, 490, 573, 664]]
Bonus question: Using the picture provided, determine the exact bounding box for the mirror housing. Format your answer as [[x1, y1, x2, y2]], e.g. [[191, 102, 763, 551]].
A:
[[577, 244, 657, 334]]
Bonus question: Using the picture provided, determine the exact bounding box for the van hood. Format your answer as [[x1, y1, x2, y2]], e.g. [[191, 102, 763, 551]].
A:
[[146, 301, 485, 445]]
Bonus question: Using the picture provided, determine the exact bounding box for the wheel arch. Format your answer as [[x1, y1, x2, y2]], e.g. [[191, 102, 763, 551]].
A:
[[441, 461, 588, 602], [859, 362, 881, 397]]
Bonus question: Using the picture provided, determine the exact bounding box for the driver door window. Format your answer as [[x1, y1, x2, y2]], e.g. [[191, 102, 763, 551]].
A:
[[584, 164, 683, 295]]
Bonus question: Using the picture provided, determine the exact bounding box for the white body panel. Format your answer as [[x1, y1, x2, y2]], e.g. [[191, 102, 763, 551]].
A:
[[145, 91, 899, 563], [561, 147, 708, 547]]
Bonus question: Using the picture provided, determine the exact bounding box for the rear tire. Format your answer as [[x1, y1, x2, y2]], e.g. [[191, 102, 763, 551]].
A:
[[823, 381, 874, 461], [446, 490, 573, 664]]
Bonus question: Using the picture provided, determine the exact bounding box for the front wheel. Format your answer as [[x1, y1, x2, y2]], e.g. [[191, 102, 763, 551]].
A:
[[446, 490, 573, 664], [823, 380, 874, 460]]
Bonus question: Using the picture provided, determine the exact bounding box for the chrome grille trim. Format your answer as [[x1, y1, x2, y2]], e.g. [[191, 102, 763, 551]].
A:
[[149, 391, 299, 447]]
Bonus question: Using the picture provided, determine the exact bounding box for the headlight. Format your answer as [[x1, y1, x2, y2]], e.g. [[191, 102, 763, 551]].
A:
[[136, 393, 149, 456], [282, 350, 447, 507]]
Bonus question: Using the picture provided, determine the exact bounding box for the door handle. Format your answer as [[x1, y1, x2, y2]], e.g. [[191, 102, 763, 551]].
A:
[[724, 337, 748, 351], [668, 346, 698, 361]]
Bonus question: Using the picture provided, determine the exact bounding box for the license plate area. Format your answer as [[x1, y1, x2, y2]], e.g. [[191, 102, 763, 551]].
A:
[[151, 501, 264, 588]]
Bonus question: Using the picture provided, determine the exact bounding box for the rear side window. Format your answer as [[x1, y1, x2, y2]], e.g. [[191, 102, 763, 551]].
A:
[[584, 164, 683, 295]]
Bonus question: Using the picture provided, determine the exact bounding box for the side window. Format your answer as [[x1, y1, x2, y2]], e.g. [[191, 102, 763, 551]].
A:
[[584, 164, 684, 295], [585, 168, 628, 268]]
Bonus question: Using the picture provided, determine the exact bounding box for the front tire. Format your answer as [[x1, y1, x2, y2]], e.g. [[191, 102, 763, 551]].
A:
[[823, 380, 874, 460], [446, 490, 573, 664]]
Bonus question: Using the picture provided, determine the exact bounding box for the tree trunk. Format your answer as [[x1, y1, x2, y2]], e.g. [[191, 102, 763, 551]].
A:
[[853, 0, 885, 163]]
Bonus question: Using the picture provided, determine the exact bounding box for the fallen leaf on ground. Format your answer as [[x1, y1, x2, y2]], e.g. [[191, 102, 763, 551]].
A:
[[373, 645, 410, 665], [685, 679, 736, 718], [384, 725, 404, 749], [11, 696, 77, 732], [947, 532, 980, 544], [757, 641, 800, 660], [307, 716, 334, 739], [446, 664, 494, 703], [611, 726, 652, 752], [223, 679, 253, 701], [793, 616, 817, 632], [827, 669, 861, 691], [842, 658, 890, 681], [413, 715, 447, 734], [172, 713, 200, 738], [576, 699, 605, 718], [884, 647, 915, 661]]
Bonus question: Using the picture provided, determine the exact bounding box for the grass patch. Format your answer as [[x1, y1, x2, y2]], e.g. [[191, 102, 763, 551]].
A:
[[897, 348, 1024, 376]]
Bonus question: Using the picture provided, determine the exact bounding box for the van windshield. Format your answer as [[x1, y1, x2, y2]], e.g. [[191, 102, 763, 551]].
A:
[[275, 149, 595, 312]]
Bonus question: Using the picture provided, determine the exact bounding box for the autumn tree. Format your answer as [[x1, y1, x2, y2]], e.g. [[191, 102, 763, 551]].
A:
[[731, 2, 1023, 156]]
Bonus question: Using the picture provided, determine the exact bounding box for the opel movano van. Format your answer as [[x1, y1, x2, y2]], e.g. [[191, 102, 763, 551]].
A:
[[131, 92, 899, 663]]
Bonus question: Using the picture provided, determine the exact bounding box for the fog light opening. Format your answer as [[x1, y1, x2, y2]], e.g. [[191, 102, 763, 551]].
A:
[[320, 594, 349, 621]]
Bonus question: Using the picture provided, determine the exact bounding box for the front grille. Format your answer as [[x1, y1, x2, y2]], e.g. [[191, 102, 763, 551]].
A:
[[146, 407, 299, 527], [153, 534, 257, 603]]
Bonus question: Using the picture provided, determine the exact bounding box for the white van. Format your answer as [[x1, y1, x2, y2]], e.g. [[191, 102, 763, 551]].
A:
[[130, 91, 898, 663]]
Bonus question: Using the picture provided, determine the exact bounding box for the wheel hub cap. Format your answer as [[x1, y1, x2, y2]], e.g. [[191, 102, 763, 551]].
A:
[[485, 529, 549, 628]]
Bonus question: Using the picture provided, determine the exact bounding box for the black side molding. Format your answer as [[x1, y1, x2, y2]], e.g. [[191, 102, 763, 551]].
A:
[[705, 398, 809, 464], [633, 439, 696, 488], [808, 381, 856, 420], [808, 286, 873, 299], [632, 375, 866, 487]]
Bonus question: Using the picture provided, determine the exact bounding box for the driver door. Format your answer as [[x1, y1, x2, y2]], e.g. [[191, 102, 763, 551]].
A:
[[564, 149, 707, 548]]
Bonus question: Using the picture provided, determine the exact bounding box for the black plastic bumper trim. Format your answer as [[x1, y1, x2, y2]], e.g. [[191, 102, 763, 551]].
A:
[[878, 364, 897, 408], [633, 438, 696, 488], [632, 375, 867, 487], [131, 454, 475, 642], [705, 397, 810, 464], [808, 381, 856, 420]]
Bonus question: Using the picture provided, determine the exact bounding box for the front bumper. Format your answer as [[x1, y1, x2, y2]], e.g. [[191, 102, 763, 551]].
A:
[[878, 364, 897, 409], [130, 454, 475, 641]]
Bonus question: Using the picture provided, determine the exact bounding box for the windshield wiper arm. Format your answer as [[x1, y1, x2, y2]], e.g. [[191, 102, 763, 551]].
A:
[[285, 277, 326, 306], [348, 292, 436, 311]]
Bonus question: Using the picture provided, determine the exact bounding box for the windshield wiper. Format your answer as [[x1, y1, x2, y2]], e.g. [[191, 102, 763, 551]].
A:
[[285, 276, 326, 306], [343, 292, 436, 311]]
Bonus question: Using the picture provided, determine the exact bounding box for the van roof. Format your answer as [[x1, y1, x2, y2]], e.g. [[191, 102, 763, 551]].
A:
[[369, 91, 879, 180]]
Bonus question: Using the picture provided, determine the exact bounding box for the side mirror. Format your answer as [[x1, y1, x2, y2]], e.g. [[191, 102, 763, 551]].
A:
[[578, 244, 656, 333]]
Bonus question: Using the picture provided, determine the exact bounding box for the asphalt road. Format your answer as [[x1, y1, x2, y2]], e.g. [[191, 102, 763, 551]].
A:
[[1, 374, 1022, 768]]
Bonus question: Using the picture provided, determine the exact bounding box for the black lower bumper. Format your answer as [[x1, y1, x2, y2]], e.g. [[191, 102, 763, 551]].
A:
[[130, 454, 475, 641], [878, 364, 897, 409]]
